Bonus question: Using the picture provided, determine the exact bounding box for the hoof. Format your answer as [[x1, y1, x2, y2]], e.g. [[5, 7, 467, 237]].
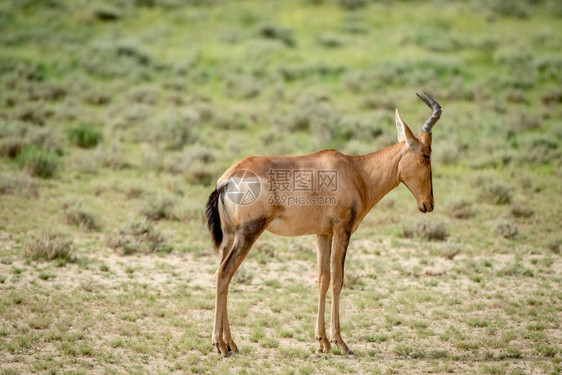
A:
[[214, 342, 230, 357], [224, 351, 232, 358], [347, 350, 354, 355]]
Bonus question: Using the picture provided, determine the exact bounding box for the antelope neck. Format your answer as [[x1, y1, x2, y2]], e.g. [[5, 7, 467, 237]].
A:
[[353, 142, 404, 210]]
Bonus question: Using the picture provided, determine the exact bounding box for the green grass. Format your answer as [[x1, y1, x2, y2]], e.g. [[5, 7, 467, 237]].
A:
[[0, 0, 561, 373], [66, 125, 103, 149]]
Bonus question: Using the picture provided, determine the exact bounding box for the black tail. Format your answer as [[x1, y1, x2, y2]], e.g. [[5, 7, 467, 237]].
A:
[[205, 184, 226, 251]]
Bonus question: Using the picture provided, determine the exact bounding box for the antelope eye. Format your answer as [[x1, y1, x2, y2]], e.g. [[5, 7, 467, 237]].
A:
[[423, 154, 430, 161]]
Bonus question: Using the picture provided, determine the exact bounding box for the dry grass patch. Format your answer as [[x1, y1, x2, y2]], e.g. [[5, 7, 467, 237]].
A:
[[140, 195, 180, 221], [23, 232, 74, 263], [107, 217, 169, 255], [446, 198, 476, 219], [496, 221, 518, 239], [402, 220, 449, 241], [61, 198, 101, 231]]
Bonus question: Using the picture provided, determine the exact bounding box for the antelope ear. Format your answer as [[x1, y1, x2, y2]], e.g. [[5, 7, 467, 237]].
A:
[[395, 109, 417, 149]]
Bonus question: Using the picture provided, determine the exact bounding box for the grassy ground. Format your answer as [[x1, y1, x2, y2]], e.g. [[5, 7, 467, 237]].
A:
[[1, 0, 561, 374]]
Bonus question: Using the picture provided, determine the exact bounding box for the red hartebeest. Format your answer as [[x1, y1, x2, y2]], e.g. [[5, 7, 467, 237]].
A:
[[205, 91, 441, 356]]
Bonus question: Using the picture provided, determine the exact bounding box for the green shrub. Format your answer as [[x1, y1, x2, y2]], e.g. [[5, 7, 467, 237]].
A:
[[17, 147, 60, 178], [116, 43, 153, 66], [496, 221, 518, 239], [339, 0, 369, 10], [181, 160, 222, 186], [0, 136, 24, 158], [317, 34, 345, 48], [62, 199, 101, 230], [0, 173, 38, 196], [446, 199, 476, 219], [479, 180, 511, 205], [161, 121, 196, 150], [24, 232, 74, 262], [94, 144, 126, 170], [402, 220, 449, 241], [434, 140, 467, 166], [481, 0, 529, 19], [0, 122, 63, 157], [510, 205, 533, 219], [518, 134, 560, 164], [107, 217, 169, 255], [224, 73, 261, 99], [28, 127, 64, 155], [165, 144, 222, 185], [93, 5, 123, 21], [140, 195, 180, 221], [292, 91, 341, 146], [341, 117, 383, 142], [14, 103, 50, 125], [67, 125, 103, 148], [128, 85, 159, 104], [257, 24, 295, 47]]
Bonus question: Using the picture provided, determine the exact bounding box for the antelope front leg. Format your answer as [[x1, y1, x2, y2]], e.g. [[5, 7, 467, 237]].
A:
[[330, 230, 353, 355], [315, 234, 332, 353]]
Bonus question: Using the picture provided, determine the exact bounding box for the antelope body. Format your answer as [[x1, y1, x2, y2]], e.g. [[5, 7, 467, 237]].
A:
[[205, 92, 441, 356]]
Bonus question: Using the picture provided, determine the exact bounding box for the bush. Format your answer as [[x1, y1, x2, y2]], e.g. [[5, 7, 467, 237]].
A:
[[24, 232, 74, 262], [317, 34, 345, 48], [224, 74, 261, 99], [181, 160, 222, 186], [82, 88, 111, 105], [517, 134, 560, 164], [402, 220, 449, 241], [17, 147, 60, 178], [496, 221, 518, 239], [0, 122, 64, 158], [107, 217, 169, 255], [292, 91, 341, 146], [94, 144, 126, 170], [140, 195, 180, 221], [116, 43, 153, 66], [160, 116, 198, 150], [434, 138, 467, 166], [62, 199, 101, 230], [67, 125, 103, 148], [26, 126, 64, 155], [339, 0, 369, 10], [446, 199, 476, 219], [341, 116, 383, 142], [257, 24, 295, 47], [510, 205, 533, 219], [166, 144, 218, 183], [128, 85, 159, 104], [0, 173, 38, 196], [14, 103, 51, 125], [93, 5, 123, 21], [479, 180, 511, 205], [0, 136, 24, 158], [482, 0, 529, 19]]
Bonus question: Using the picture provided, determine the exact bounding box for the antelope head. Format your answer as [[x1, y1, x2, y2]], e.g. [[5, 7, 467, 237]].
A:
[[395, 91, 442, 213]]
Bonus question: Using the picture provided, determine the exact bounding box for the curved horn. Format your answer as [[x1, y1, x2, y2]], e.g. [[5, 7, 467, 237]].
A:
[[416, 90, 442, 134]]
